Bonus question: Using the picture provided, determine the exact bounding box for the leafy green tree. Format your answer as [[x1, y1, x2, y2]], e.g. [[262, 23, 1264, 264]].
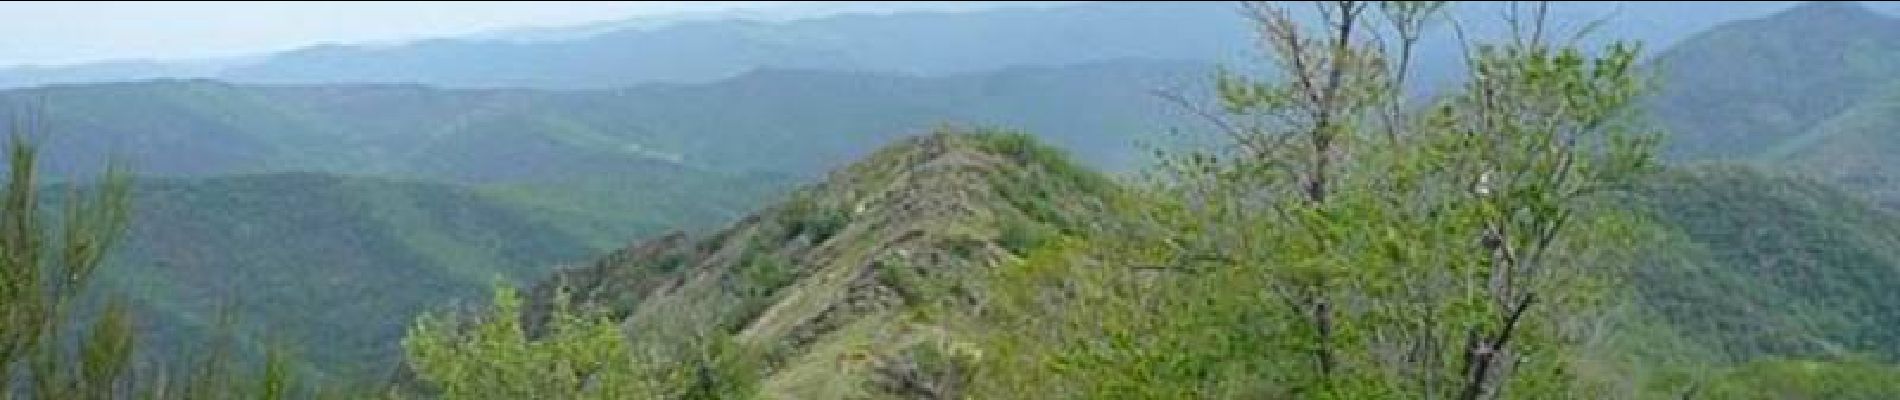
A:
[[956, 1, 1661, 398], [404, 284, 652, 399]]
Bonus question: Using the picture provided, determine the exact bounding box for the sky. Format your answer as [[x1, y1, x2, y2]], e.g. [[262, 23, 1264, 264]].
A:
[[0, 1, 1046, 68]]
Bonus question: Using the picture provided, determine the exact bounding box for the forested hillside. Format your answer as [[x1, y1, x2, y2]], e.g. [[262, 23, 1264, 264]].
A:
[[1653, 1, 1900, 160], [1635, 166, 1900, 363], [2, 60, 1202, 180], [8, 1, 1900, 398], [70, 173, 675, 380]]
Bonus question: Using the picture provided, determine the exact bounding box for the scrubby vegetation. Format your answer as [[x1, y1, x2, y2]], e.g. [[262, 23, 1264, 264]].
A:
[[404, 283, 766, 400]]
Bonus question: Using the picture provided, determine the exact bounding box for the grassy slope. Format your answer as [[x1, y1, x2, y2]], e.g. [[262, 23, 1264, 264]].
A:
[[525, 132, 1113, 398]]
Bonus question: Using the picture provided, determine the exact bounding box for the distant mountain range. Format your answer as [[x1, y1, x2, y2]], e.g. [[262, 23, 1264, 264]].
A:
[[10, 57, 1203, 380], [460, 2, 1082, 44], [2, 60, 1207, 181], [8, 2, 1896, 91]]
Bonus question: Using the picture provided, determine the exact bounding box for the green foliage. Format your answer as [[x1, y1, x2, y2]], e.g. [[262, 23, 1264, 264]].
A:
[[724, 249, 800, 333], [995, 218, 1057, 256], [970, 131, 1110, 196], [1698, 358, 1900, 400], [0, 129, 135, 398], [18, 2, 1900, 398], [956, 238, 1287, 398], [670, 335, 765, 400], [0, 123, 347, 399], [778, 194, 850, 242], [972, 130, 1117, 237], [404, 283, 766, 399], [405, 284, 652, 399], [951, 2, 1663, 398]]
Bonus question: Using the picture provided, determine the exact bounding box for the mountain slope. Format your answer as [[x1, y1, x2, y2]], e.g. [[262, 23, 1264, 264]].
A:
[[80, 172, 749, 380], [1651, 1, 1900, 160], [523, 131, 1114, 397], [0, 80, 701, 183], [1772, 85, 1900, 203], [1643, 1, 1900, 210], [1634, 165, 1900, 361], [3, 60, 1205, 180], [213, 2, 1242, 89]]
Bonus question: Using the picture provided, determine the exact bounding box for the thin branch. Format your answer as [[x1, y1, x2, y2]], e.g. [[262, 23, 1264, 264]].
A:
[[1151, 87, 1268, 159]]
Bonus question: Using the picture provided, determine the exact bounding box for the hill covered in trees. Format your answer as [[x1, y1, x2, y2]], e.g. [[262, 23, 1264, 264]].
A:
[[74, 172, 738, 381], [2, 60, 1203, 180], [1635, 166, 1900, 362], [1651, 1, 1900, 209]]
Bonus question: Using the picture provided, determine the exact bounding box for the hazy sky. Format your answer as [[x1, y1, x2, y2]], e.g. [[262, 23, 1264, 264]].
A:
[[0, 1, 1042, 67]]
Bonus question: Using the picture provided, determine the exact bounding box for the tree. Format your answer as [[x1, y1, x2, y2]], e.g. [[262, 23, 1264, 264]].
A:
[[958, 1, 1660, 398], [0, 117, 135, 399], [403, 284, 652, 399], [0, 115, 331, 400], [402, 283, 764, 399]]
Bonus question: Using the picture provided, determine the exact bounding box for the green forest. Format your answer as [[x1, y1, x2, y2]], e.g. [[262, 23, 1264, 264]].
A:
[[6, 1, 1900, 399]]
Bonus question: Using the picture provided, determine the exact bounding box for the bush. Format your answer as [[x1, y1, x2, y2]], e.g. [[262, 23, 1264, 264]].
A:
[[404, 283, 767, 399], [404, 284, 654, 399], [997, 219, 1058, 255], [778, 196, 849, 242]]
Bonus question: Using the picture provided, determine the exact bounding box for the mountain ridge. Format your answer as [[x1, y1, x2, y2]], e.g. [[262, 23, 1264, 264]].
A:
[[1, 59, 1208, 180], [520, 131, 1113, 397], [1651, 0, 1900, 160]]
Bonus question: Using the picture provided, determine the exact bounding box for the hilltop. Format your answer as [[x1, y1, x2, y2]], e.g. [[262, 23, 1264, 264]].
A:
[[1652, 1, 1900, 161], [519, 131, 1114, 397]]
